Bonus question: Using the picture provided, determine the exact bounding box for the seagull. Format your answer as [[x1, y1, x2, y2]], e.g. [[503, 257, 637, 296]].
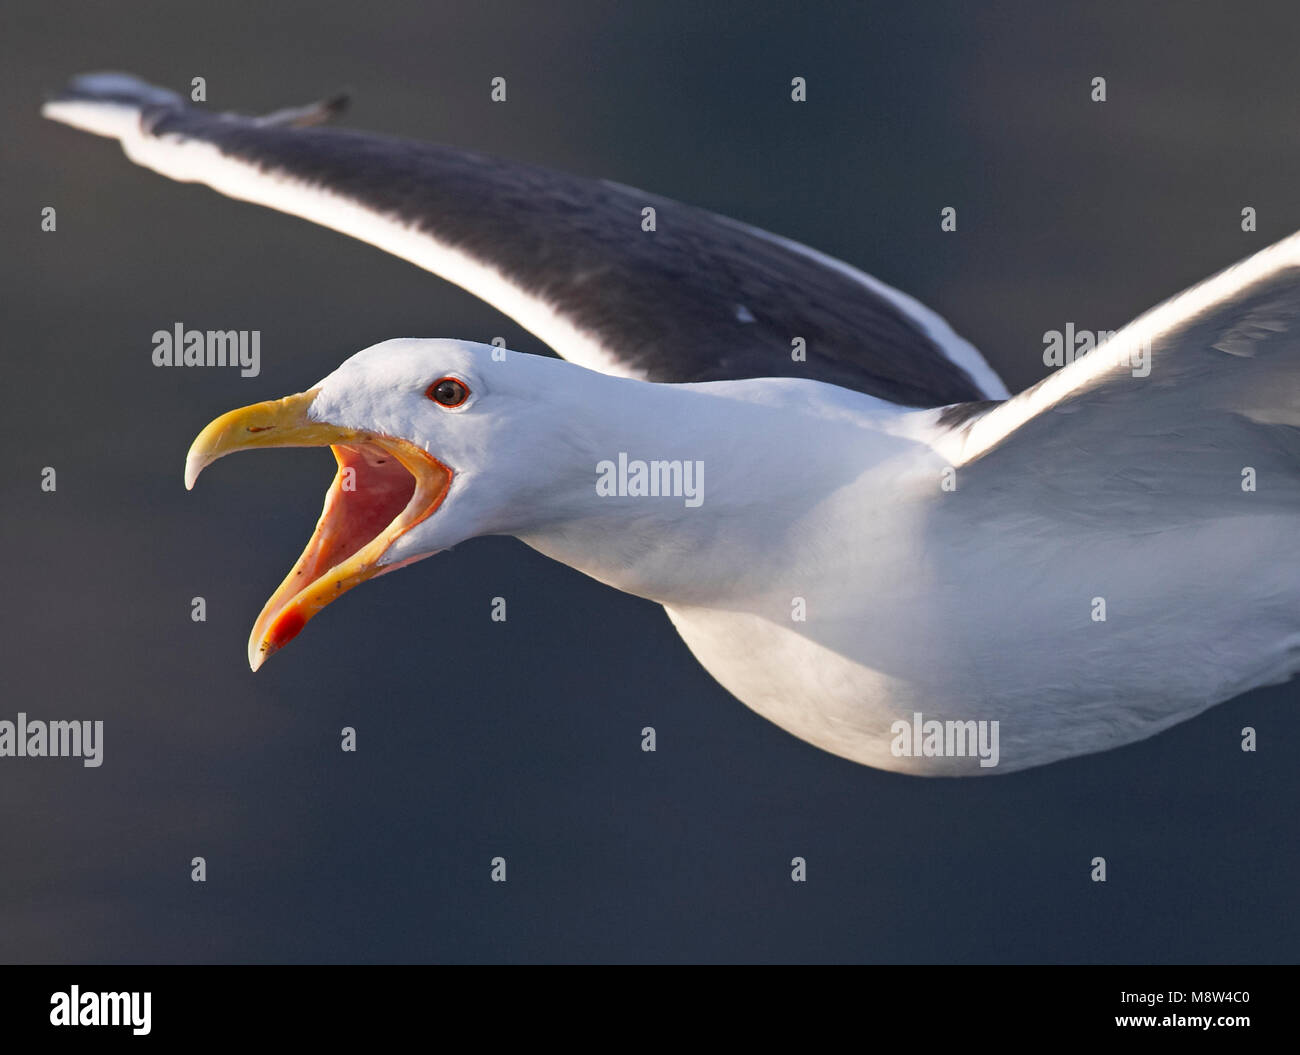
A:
[[44, 73, 1300, 775]]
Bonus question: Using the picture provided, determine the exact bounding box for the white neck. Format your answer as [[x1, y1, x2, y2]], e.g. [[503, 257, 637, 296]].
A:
[[509, 371, 938, 607]]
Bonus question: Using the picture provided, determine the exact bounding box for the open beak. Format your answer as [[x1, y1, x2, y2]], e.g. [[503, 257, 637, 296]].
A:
[[185, 389, 452, 670]]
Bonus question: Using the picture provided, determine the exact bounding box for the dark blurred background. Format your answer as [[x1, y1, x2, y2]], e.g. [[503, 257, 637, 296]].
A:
[[1, 0, 1297, 963]]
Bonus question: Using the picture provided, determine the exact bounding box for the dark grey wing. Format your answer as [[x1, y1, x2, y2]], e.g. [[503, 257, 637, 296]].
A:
[[43, 72, 1008, 407]]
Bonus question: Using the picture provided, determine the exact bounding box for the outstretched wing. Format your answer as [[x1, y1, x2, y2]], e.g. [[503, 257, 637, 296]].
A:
[[42, 72, 1008, 407], [930, 232, 1300, 525]]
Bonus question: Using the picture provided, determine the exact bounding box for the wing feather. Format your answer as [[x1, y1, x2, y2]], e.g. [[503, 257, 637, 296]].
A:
[[43, 72, 1007, 406]]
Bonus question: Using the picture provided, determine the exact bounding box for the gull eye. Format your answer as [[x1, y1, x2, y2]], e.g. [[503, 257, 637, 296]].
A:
[[426, 377, 470, 408]]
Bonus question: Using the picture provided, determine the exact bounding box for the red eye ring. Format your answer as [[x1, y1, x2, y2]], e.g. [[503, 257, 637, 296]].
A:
[[426, 376, 470, 408]]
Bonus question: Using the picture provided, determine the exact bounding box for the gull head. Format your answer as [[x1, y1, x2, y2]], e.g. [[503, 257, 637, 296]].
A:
[[185, 338, 585, 670]]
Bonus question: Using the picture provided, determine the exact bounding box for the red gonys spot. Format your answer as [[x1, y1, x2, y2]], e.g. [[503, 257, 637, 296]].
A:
[[268, 609, 306, 650]]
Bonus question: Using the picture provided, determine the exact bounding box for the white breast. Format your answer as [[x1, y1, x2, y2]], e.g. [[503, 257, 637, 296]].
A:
[[664, 506, 1300, 775]]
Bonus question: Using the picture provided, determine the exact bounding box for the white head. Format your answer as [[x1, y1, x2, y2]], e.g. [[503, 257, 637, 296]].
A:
[[186, 338, 620, 669]]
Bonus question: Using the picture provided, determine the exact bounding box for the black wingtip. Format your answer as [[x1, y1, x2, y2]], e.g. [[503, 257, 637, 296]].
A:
[[321, 91, 351, 121], [256, 91, 352, 128]]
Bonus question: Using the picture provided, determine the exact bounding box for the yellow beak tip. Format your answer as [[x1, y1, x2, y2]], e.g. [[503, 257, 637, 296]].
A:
[[183, 388, 322, 494]]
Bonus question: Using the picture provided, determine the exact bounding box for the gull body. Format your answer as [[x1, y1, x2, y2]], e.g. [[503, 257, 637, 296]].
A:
[[200, 337, 1299, 776], [45, 73, 1300, 774]]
